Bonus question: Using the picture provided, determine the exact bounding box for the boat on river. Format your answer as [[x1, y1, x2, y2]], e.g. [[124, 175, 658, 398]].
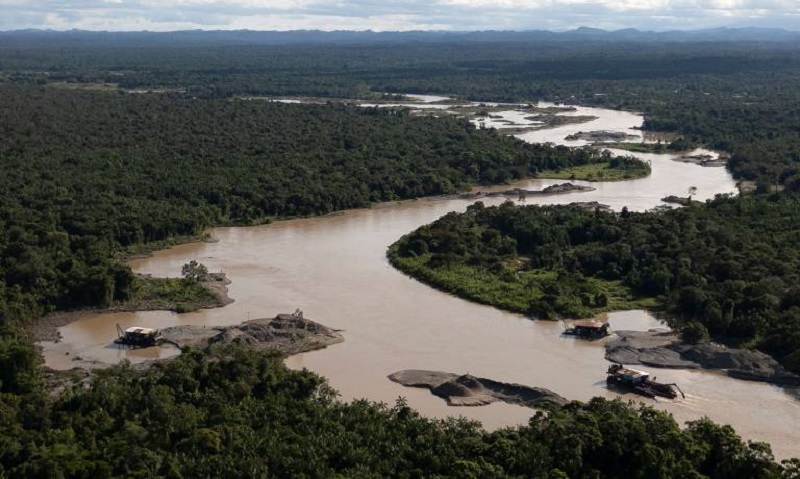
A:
[[606, 363, 685, 399], [563, 320, 610, 339], [114, 325, 162, 348]]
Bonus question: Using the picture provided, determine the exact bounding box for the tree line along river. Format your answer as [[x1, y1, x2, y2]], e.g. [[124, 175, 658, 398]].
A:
[[38, 99, 799, 460]]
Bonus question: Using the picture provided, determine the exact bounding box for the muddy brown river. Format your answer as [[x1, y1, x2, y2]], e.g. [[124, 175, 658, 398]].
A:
[[40, 101, 800, 459]]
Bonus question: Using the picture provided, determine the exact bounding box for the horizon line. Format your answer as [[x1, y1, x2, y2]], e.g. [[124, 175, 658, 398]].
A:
[[2, 26, 799, 34]]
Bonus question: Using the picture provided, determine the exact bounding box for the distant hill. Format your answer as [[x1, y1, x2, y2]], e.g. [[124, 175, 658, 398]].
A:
[[1, 27, 798, 48]]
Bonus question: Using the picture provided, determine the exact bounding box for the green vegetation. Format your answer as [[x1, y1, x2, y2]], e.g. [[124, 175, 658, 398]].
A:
[[3, 35, 798, 191], [389, 203, 655, 319], [389, 250, 653, 317], [118, 275, 222, 313], [602, 142, 686, 154], [391, 197, 800, 374], [0, 85, 606, 325], [539, 155, 651, 182], [0, 343, 793, 477], [1, 33, 800, 474], [181, 260, 209, 283]]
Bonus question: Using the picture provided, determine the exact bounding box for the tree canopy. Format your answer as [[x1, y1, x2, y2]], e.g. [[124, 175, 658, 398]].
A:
[[1, 35, 799, 475], [390, 195, 800, 373]]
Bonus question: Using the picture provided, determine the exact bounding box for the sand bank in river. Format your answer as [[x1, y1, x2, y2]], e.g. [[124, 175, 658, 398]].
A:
[[606, 330, 800, 386], [455, 182, 595, 200], [41, 313, 342, 378], [388, 369, 569, 408], [41, 313, 343, 394], [673, 153, 727, 167], [564, 130, 640, 143], [159, 313, 343, 356]]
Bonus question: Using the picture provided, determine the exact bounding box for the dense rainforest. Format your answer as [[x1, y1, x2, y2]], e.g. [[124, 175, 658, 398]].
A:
[[3, 345, 795, 478], [0, 85, 609, 321], [2, 33, 799, 189], [1, 33, 800, 475]]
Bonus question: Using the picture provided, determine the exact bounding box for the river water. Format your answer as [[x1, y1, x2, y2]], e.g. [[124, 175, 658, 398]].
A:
[[40, 101, 799, 459]]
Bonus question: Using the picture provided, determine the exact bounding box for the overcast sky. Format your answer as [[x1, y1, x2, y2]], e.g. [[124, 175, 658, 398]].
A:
[[1, 0, 798, 32]]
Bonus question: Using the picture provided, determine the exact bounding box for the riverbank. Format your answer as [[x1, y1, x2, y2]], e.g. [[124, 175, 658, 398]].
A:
[[41, 312, 343, 378], [606, 330, 800, 386], [29, 272, 234, 343]]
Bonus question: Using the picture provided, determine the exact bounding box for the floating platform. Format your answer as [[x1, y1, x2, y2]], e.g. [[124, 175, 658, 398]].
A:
[[115, 325, 162, 347], [563, 320, 610, 339], [606, 363, 684, 399]]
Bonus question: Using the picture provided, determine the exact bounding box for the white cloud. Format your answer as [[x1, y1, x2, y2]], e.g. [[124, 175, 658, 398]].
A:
[[0, 0, 798, 31]]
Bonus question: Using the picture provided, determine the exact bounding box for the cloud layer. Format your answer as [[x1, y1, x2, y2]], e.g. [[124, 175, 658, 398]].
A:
[[0, 0, 797, 31]]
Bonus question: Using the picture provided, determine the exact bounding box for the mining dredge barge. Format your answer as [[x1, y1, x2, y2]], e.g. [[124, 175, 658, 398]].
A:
[[606, 363, 685, 399]]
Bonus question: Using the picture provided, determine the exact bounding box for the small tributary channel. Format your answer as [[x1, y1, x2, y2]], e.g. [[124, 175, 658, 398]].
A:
[[39, 99, 799, 459]]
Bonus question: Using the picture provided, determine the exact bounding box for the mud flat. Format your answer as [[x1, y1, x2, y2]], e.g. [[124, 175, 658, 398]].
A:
[[41, 313, 343, 393], [523, 114, 597, 128], [476, 115, 596, 134], [388, 369, 569, 408], [606, 330, 800, 386]]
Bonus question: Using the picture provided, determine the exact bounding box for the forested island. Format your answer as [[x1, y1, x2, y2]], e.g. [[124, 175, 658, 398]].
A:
[[1, 30, 800, 476], [539, 154, 652, 182], [389, 196, 800, 375]]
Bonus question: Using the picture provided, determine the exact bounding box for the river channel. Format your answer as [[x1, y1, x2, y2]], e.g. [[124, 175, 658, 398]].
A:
[[40, 99, 800, 459]]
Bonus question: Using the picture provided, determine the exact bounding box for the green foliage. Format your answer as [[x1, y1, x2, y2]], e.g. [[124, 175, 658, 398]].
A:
[[0, 85, 601, 326], [391, 196, 800, 373], [2, 38, 797, 188], [0, 321, 40, 395], [121, 275, 220, 313], [0, 344, 792, 477], [1, 36, 799, 475], [181, 260, 209, 282], [389, 202, 654, 320], [681, 321, 711, 345], [540, 155, 652, 182]]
